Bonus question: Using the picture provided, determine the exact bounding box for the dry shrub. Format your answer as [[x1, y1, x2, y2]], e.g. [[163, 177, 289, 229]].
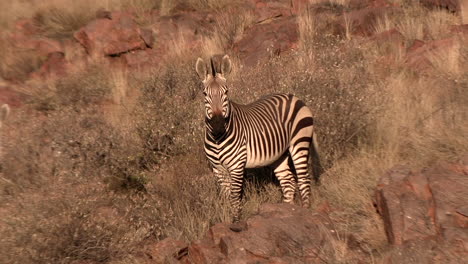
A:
[[0, 39, 46, 82]]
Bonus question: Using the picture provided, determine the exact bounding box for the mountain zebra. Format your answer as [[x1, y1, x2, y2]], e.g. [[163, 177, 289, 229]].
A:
[[195, 55, 322, 223]]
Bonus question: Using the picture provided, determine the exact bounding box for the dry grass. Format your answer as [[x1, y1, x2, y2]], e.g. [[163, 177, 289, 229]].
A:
[[1, 1, 467, 263]]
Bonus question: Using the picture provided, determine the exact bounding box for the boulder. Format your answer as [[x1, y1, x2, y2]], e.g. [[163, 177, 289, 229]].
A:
[[180, 203, 348, 263], [233, 16, 299, 67], [145, 238, 187, 263], [74, 12, 148, 56], [405, 37, 458, 72], [343, 5, 396, 36], [0, 86, 24, 108], [246, 0, 309, 23], [30, 52, 67, 80], [419, 0, 462, 13], [375, 156, 468, 260], [8, 33, 63, 58], [368, 28, 404, 47]]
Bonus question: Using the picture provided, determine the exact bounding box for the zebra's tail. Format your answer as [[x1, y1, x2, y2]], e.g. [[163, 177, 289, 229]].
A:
[[311, 132, 323, 185]]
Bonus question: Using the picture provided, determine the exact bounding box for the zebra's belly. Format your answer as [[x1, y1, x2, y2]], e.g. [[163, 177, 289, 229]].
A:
[[245, 148, 286, 169]]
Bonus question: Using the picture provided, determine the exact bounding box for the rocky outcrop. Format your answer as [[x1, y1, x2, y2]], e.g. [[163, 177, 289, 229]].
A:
[[73, 12, 151, 56], [404, 37, 462, 73], [145, 203, 365, 263], [420, 0, 463, 13], [234, 16, 299, 67], [375, 156, 468, 262]]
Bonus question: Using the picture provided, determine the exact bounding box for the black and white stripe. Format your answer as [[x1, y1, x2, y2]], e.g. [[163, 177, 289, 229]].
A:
[[196, 55, 321, 222]]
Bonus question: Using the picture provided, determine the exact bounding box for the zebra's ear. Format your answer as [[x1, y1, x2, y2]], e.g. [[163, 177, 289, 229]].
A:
[[0, 104, 9, 122], [221, 55, 232, 76], [195, 58, 207, 80]]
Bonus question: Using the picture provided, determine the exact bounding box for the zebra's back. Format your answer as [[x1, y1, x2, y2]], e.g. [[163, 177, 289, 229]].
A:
[[232, 94, 314, 168]]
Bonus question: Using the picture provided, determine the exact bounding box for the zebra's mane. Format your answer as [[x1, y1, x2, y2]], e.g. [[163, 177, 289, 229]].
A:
[[210, 58, 216, 77]]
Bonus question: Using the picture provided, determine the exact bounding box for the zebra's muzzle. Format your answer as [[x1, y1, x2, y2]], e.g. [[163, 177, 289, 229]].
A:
[[208, 114, 227, 142]]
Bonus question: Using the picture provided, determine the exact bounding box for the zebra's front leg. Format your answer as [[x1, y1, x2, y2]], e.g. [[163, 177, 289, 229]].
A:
[[213, 168, 230, 200], [228, 167, 244, 223]]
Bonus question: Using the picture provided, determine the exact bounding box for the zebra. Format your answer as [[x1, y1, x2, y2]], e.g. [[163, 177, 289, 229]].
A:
[[195, 55, 322, 223]]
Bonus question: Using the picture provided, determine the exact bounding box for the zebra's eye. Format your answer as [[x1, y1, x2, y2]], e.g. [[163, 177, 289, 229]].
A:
[[203, 91, 207, 96]]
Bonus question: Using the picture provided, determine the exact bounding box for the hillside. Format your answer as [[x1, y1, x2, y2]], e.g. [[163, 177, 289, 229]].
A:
[[0, 0, 467, 263]]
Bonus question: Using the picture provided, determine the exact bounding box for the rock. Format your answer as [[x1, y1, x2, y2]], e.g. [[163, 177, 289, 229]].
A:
[[369, 28, 404, 46], [382, 239, 465, 264], [367, 28, 405, 55], [8, 33, 63, 58], [14, 18, 40, 36], [138, 28, 154, 48], [0, 86, 24, 108], [450, 24, 468, 35], [407, 39, 425, 53], [95, 8, 112, 20], [145, 238, 188, 263], [234, 16, 299, 67], [29, 52, 67, 80], [375, 157, 468, 259], [405, 37, 458, 72], [121, 49, 158, 68], [74, 12, 147, 56], [343, 5, 396, 36], [419, 0, 462, 13], [246, 0, 308, 23], [375, 166, 438, 245], [178, 203, 350, 263], [186, 241, 225, 264]]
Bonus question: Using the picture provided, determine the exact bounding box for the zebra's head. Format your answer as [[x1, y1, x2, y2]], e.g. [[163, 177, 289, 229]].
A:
[[195, 55, 232, 140], [195, 55, 232, 120]]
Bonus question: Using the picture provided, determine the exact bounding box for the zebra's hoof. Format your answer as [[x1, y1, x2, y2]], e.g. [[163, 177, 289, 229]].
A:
[[229, 221, 247, 232]]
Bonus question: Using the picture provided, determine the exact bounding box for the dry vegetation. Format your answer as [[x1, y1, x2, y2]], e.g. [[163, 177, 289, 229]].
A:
[[1, 1, 467, 263]]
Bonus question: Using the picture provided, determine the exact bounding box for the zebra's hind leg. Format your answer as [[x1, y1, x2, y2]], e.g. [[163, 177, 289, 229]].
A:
[[272, 154, 296, 204], [290, 140, 312, 208]]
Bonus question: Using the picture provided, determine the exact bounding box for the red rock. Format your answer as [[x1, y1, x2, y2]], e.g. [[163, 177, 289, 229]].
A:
[[95, 8, 112, 20], [74, 12, 147, 56], [30, 52, 67, 80], [187, 242, 226, 264], [383, 239, 465, 263], [14, 18, 40, 36], [183, 203, 342, 263], [420, 0, 462, 13], [145, 238, 187, 263], [234, 16, 298, 67], [246, 0, 308, 23], [120, 49, 159, 69], [450, 24, 468, 34], [343, 6, 396, 36], [369, 28, 404, 46], [138, 28, 154, 48], [405, 38, 457, 72], [8, 33, 63, 58], [455, 206, 468, 228], [375, 166, 438, 245], [376, 156, 468, 254], [0, 86, 24, 108], [407, 39, 425, 53], [316, 200, 332, 214]]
